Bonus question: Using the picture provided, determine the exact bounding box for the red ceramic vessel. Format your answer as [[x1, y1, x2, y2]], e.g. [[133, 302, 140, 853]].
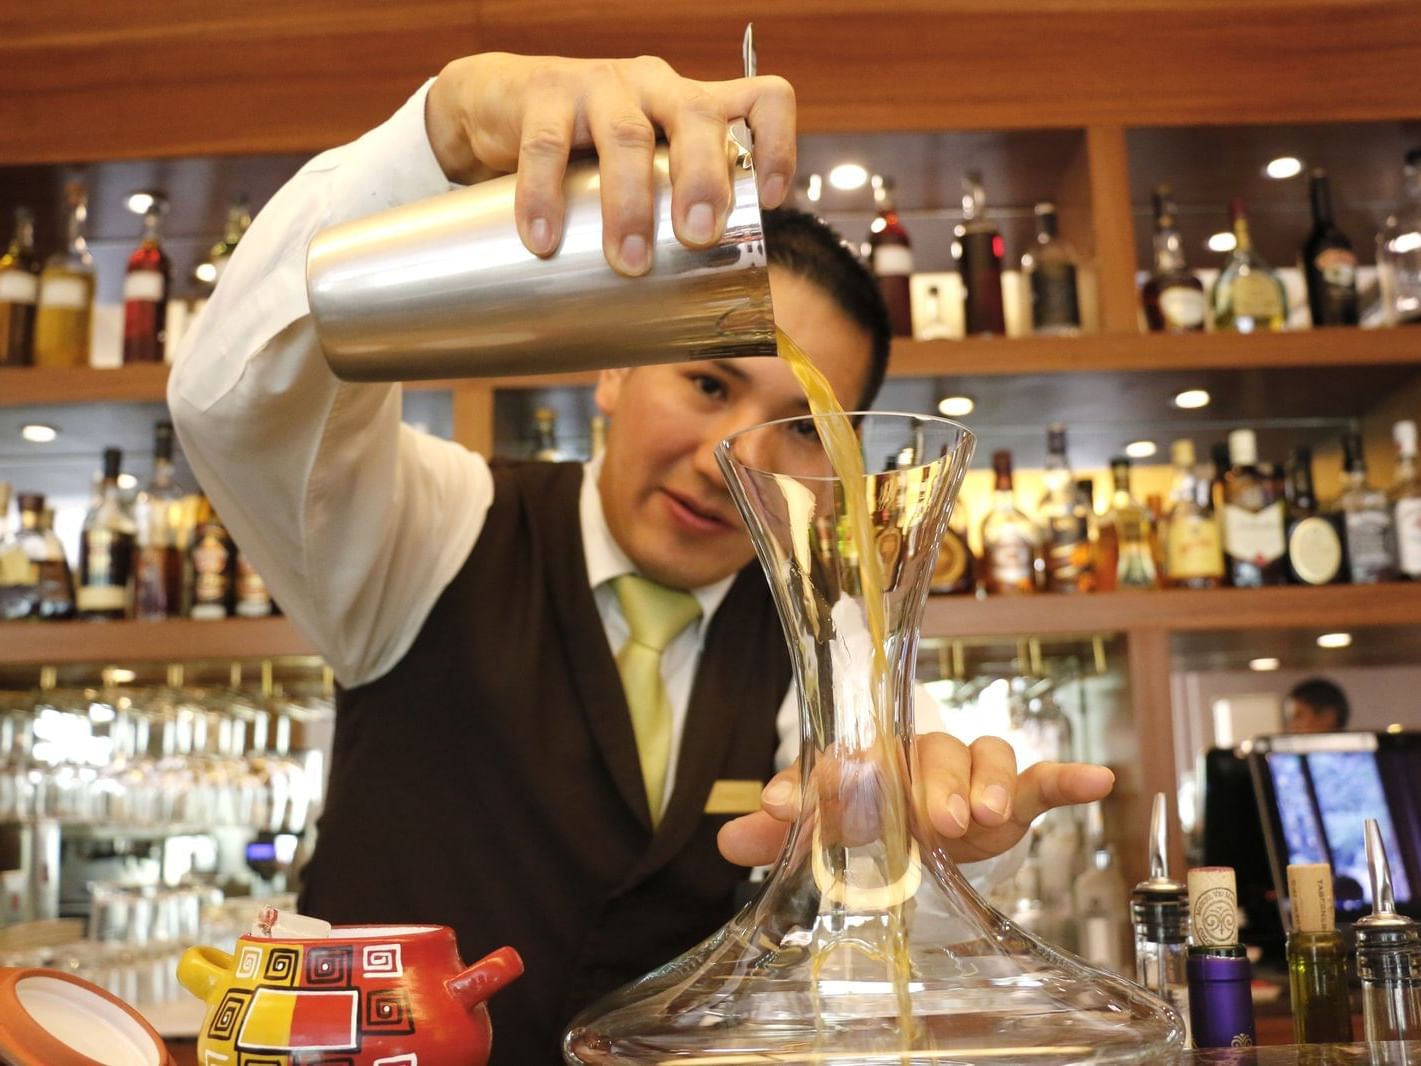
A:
[[0, 966, 178, 1066]]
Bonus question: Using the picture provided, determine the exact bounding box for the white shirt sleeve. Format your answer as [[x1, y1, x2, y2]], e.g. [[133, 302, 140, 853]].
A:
[[167, 80, 493, 688]]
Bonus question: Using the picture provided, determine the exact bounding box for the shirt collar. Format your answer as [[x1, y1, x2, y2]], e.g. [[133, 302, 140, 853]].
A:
[[580, 455, 738, 627]]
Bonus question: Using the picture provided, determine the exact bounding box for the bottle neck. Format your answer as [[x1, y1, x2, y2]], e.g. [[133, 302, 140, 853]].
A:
[[1398, 453, 1418, 483], [1232, 215, 1254, 254], [149, 456, 175, 490], [1310, 176, 1335, 229], [141, 210, 163, 246], [1035, 210, 1059, 244], [1290, 465, 1318, 510], [1154, 225, 1186, 273], [224, 204, 250, 244], [1405, 165, 1421, 203], [67, 202, 89, 259], [9, 214, 34, 257], [19, 507, 41, 531], [994, 472, 1014, 498]]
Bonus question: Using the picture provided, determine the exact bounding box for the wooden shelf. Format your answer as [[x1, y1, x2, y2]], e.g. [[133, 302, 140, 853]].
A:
[[0, 616, 314, 666]]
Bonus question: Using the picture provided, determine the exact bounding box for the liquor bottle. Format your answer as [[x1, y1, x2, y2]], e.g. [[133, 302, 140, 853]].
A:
[[930, 501, 977, 595], [0, 207, 40, 367], [1340, 431, 1398, 583], [1377, 147, 1421, 327], [1037, 425, 1093, 592], [1142, 185, 1206, 334], [133, 422, 185, 620], [33, 182, 95, 368], [1186, 866, 1257, 1049], [207, 196, 252, 287], [532, 408, 562, 461], [867, 175, 913, 337], [1356, 819, 1421, 1042], [0, 491, 76, 621], [1096, 457, 1158, 591], [122, 203, 171, 364], [1286, 862, 1354, 1045], [956, 171, 1006, 336], [1163, 440, 1224, 589], [1073, 803, 1129, 974], [77, 448, 137, 620], [1391, 420, 1421, 579], [1211, 199, 1287, 334], [1284, 446, 1347, 586], [1132, 795, 1191, 1041], [981, 450, 1038, 594], [1022, 202, 1081, 337], [1222, 429, 1287, 587], [188, 496, 236, 620], [1301, 169, 1360, 327], [235, 552, 274, 617]]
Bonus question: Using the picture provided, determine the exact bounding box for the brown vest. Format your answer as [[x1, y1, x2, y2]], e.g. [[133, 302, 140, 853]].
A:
[[299, 460, 791, 1064]]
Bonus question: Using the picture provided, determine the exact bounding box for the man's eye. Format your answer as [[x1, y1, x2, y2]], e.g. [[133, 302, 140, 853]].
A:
[[691, 374, 727, 400]]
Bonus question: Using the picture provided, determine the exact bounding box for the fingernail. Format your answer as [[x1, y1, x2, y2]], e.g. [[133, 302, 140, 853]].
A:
[[685, 202, 715, 244], [528, 216, 552, 255], [983, 785, 1010, 817], [1085, 765, 1116, 789], [947, 793, 970, 831], [762, 780, 794, 807], [761, 173, 787, 208], [618, 233, 649, 274]]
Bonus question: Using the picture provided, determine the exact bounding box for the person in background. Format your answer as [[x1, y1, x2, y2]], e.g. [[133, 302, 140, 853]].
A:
[[1284, 677, 1351, 733]]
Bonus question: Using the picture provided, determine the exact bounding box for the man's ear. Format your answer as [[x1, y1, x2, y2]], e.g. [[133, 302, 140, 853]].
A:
[[595, 368, 630, 416]]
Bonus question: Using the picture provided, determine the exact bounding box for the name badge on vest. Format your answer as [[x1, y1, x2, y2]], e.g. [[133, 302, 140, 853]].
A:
[[704, 779, 764, 815]]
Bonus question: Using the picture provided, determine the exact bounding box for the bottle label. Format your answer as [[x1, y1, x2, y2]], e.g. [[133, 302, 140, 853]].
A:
[[1396, 498, 1421, 576], [1314, 247, 1358, 290], [0, 270, 38, 305], [76, 584, 127, 612], [1223, 502, 1286, 565], [987, 536, 1036, 590], [1230, 272, 1284, 320], [192, 533, 232, 608], [123, 270, 165, 303], [1345, 509, 1396, 582], [931, 531, 971, 592], [1288, 516, 1343, 585], [1042, 516, 1092, 590], [1159, 287, 1206, 329], [39, 276, 88, 310], [1030, 264, 1081, 330], [0, 544, 37, 586], [873, 244, 913, 278], [1166, 515, 1224, 579]]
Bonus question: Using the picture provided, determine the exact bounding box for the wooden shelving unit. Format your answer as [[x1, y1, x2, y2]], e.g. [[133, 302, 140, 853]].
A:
[[0, 616, 314, 665]]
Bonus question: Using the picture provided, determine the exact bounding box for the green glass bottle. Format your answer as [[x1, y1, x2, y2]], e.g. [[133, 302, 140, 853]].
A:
[[1286, 862, 1354, 1044]]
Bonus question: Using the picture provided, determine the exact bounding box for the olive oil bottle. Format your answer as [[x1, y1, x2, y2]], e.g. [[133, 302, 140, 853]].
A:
[[1286, 862, 1354, 1045]]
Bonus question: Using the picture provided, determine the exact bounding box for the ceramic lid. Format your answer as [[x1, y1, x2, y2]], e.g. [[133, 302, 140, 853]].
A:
[[0, 967, 174, 1066]]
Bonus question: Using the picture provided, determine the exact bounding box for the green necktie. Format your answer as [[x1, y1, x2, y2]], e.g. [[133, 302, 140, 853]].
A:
[[611, 574, 703, 825]]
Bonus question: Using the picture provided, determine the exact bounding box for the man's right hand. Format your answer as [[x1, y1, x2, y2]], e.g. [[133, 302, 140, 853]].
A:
[[425, 53, 796, 276]]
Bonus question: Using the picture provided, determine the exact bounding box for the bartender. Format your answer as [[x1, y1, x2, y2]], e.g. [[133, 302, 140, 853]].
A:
[[169, 52, 1115, 1063]]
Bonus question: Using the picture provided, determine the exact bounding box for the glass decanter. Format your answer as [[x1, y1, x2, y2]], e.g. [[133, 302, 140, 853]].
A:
[[564, 412, 1183, 1063]]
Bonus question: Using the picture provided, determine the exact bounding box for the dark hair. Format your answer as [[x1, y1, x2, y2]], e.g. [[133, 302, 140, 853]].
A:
[[1288, 677, 1350, 728], [763, 207, 891, 409]]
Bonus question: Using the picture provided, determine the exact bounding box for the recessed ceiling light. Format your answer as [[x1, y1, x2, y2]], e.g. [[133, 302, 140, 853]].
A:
[[1207, 231, 1237, 253], [117, 473, 138, 491], [1392, 231, 1421, 256], [21, 424, 58, 443], [125, 191, 155, 215], [828, 163, 869, 191], [938, 396, 975, 417], [805, 173, 823, 204], [1248, 657, 1281, 672], [1264, 156, 1305, 180], [1125, 440, 1158, 460], [194, 262, 218, 284], [1317, 632, 1353, 649], [1173, 389, 1211, 410], [107, 669, 137, 684]]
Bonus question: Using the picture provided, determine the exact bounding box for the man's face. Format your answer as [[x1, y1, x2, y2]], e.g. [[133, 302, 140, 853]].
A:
[[1285, 698, 1339, 734], [595, 266, 873, 590]]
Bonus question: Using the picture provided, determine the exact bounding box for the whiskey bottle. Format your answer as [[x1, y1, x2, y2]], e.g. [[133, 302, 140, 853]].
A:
[[207, 196, 252, 287], [0, 491, 76, 621], [1023, 202, 1081, 336], [867, 175, 914, 337], [1163, 440, 1224, 589], [1284, 446, 1346, 586], [956, 171, 1006, 336], [77, 448, 137, 620], [123, 203, 171, 364], [1211, 199, 1287, 334], [0, 207, 40, 367], [1096, 457, 1158, 591], [188, 496, 236, 620], [1340, 431, 1398, 583], [1377, 148, 1421, 327], [1142, 185, 1206, 334], [981, 450, 1038, 594], [930, 500, 977, 595], [1073, 803, 1129, 974], [33, 182, 95, 368], [1301, 169, 1360, 327], [133, 422, 185, 620], [1037, 424, 1093, 592], [1391, 420, 1421, 579], [1222, 429, 1288, 587]]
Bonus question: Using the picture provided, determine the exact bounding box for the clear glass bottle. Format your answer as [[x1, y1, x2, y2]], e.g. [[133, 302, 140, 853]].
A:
[[1096, 457, 1158, 591], [134, 422, 185, 620], [1391, 420, 1421, 579], [956, 171, 1006, 336], [33, 182, 95, 368], [1377, 147, 1421, 327], [1211, 198, 1288, 333], [1037, 424, 1093, 592], [1023, 201, 1081, 336], [1358, 818, 1421, 1042], [1142, 185, 1206, 334], [1222, 429, 1288, 587], [123, 203, 171, 364], [77, 448, 137, 620], [1132, 795, 1191, 1041], [981, 449, 1039, 594], [1163, 439, 1224, 589], [1073, 803, 1130, 975], [1284, 446, 1346, 586], [532, 407, 562, 461], [868, 175, 914, 337], [1301, 168, 1360, 328], [1339, 431, 1398, 583], [207, 196, 252, 287], [0, 206, 40, 367]]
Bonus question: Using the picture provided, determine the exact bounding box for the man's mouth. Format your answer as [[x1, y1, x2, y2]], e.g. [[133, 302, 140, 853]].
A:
[[661, 489, 735, 533]]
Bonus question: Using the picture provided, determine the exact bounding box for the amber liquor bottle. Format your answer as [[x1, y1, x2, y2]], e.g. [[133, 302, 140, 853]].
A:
[[1037, 425, 1093, 592], [77, 448, 137, 620], [1142, 186, 1206, 334], [123, 204, 171, 363], [0, 207, 40, 366], [868, 175, 914, 337], [981, 450, 1039, 594], [956, 171, 1006, 336]]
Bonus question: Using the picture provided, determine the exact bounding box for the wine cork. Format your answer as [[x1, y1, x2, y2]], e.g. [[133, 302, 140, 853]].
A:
[[1188, 866, 1239, 948], [1288, 862, 1336, 933]]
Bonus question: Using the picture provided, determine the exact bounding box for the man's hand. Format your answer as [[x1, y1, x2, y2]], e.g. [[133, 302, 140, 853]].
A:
[[425, 54, 796, 275], [717, 734, 1115, 867]]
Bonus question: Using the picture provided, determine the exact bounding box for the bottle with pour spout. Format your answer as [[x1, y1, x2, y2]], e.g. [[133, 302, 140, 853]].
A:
[[1357, 818, 1421, 1042], [1132, 793, 1191, 1041]]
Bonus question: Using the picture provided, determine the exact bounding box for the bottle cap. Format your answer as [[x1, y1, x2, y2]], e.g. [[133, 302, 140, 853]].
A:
[[1188, 866, 1239, 947], [992, 450, 1013, 476], [1171, 440, 1196, 468], [101, 447, 122, 482], [1395, 420, 1418, 459], [16, 492, 43, 514], [153, 421, 175, 462], [1227, 429, 1257, 467], [1343, 432, 1367, 473], [1287, 862, 1335, 933], [1047, 424, 1067, 455]]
